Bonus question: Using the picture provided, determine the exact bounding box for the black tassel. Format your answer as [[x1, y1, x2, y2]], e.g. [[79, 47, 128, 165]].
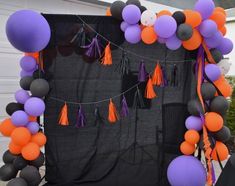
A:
[[115, 51, 130, 76], [133, 86, 145, 109], [94, 107, 104, 125], [170, 64, 178, 86], [70, 24, 86, 47]]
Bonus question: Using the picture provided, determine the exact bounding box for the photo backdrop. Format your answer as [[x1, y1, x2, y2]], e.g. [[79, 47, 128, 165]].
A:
[[42, 14, 197, 186]]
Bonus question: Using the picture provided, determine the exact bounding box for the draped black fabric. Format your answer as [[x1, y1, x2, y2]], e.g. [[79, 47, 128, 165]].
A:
[[42, 15, 197, 186]]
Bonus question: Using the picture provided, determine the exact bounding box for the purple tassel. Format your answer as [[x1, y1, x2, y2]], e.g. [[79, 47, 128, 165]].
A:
[[121, 95, 129, 117], [76, 105, 86, 128], [82, 35, 102, 59], [138, 61, 147, 82], [212, 162, 216, 184]]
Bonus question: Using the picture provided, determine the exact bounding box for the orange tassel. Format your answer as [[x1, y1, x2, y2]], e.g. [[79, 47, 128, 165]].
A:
[[152, 63, 163, 86], [59, 103, 69, 126], [100, 42, 112, 66], [145, 77, 157, 99], [108, 99, 119, 123]]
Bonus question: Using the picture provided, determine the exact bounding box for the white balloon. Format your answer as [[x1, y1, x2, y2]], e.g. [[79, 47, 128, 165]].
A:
[[217, 58, 231, 75], [141, 10, 157, 26]]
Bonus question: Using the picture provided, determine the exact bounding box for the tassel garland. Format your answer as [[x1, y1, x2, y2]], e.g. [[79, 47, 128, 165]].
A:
[[145, 77, 157, 99], [152, 63, 163, 86], [108, 99, 119, 123], [138, 61, 147, 82], [76, 105, 86, 128], [100, 42, 112, 66], [59, 103, 69, 126], [121, 95, 129, 117]]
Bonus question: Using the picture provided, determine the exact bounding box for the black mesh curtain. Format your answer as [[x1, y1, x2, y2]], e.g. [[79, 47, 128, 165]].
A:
[[42, 14, 197, 186]]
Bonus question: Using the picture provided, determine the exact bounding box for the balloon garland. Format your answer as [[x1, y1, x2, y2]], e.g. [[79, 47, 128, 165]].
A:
[[0, 0, 234, 185], [0, 10, 50, 185], [108, 0, 233, 186]]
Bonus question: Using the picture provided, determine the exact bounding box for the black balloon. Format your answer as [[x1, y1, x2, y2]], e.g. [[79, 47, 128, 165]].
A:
[[110, 1, 126, 20], [0, 164, 18, 181], [13, 156, 28, 170], [20, 166, 41, 186], [210, 96, 229, 115], [209, 48, 223, 63], [3, 150, 18, 164], [176, 24, 193, 41], [30, 152, 44, 168], [20, 76, 34, 90], [201, 82, 216, 100], [139, 5, 147, 13], [212, 126, 231, 142], [7, 177, 28, 186], [126, 0, 141, 7], [187, 99, 204, 116], [6, 102, 24, 116], [30, 79, 49, 98], [172, 11, 186, 25]]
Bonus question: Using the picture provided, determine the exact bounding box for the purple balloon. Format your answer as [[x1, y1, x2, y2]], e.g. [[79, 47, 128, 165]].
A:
[[20, 70, 34, 78], [158, 37, 166, 44], [6, 10, 51, 52], [20, 56, 37, 72], [217, 38, 234, 55], [124, 24, 141, 44], [154, 15, 177, 38], [205, 31, 223, 48], [166, 34, 182, 50], [167, 155, 206, 186], [194, 0, 215, 20], [24, 97, 45, 116], [185, 116, 203, 131], [11, 110, 29, 127], [205, 64, 221, 82], [27, 122, 40, 134], [122, 5, 141, 25], [199, 20, 217, 38], [15, 89, 30, 104], [120, 21, 129, 32]]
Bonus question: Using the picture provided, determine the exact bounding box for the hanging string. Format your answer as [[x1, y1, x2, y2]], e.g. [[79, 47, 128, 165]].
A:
[[75, 15, 195, 63]]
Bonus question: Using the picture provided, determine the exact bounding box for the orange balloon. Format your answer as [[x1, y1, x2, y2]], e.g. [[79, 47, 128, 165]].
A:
[[214, 7, 226, 16], [25, 52, 39, 59], [180, 141, 195, 155], [11, 127, 31, 146], [157, 10, 172, 17], [184, 10, 202, 28], [212, 141, 229, 161], [214, 75, 233, 98], [182, 29, 202, 51], [9, 141, 22, 155], [210, 10, 226, 29], [141, 27, 158, 44], [22, 142, 40, 160], [0, 118, 16, 137], [205, 112, 223, 132], [140, 24, 146, 31], [106, 7, 112, 16], [31, 132, 47, 147], [184, 130, 200, 145], [29, 116, 37, 122], [219, 26, 227, 36]]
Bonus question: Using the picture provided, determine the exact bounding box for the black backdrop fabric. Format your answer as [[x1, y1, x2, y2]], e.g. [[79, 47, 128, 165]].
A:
[[42, 15, 197, 186]]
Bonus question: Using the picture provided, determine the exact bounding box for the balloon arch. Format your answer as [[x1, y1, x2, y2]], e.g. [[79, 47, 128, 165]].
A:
[[0, 0, 234, 185]]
